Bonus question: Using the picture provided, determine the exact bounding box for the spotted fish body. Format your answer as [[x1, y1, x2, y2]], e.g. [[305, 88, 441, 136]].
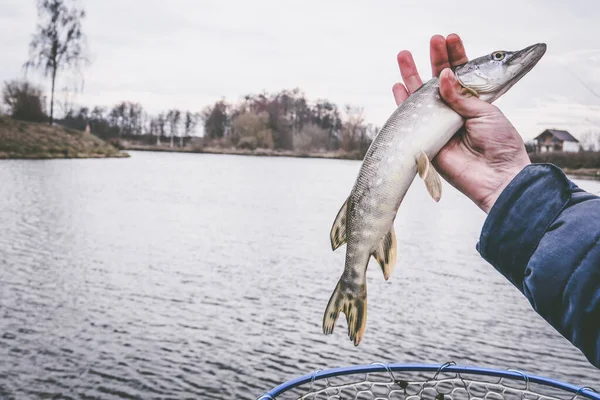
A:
[[351, 79, 461, 243], [323, 43, 547, 346]]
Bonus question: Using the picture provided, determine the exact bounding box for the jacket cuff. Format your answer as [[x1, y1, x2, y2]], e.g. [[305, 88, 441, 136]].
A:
[[476, 164, 573, 290]]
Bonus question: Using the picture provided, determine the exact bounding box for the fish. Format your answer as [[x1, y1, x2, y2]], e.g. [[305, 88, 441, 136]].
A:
[[323, 43, 547, 346]]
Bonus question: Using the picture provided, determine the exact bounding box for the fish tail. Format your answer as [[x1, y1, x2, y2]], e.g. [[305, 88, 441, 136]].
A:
[[322, 276, 367, 346]]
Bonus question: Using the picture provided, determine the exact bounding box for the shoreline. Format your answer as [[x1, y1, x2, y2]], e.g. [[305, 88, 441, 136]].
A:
[[562, 168, 600, 180], [4, 141, 600, 180], [0, 152, 129, 160], [121, 144, 363, 160], [123, 145, 600, 180]]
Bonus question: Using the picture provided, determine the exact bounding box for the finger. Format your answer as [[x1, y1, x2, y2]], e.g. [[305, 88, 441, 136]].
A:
[[430, 34, 450, 78], [397, 50, 423, 93], [392, 82, 409, 105], [439, 68, 494, 118], [446, 33, 468, 67]]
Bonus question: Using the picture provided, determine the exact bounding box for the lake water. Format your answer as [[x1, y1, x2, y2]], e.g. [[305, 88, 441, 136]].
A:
[[1, 151, 599, 399]]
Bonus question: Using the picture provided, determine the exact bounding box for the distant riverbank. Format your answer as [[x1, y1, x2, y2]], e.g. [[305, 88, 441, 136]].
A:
[[121, 143, 363, 160], [562, 168, 600, 179], [529, 151, 600, 180], [121, 144, 600, 179], [0, 117, 128, 160]]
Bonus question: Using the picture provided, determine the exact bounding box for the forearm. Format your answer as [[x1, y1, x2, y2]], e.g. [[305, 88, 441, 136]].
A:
[[477, 163, 600, 368]]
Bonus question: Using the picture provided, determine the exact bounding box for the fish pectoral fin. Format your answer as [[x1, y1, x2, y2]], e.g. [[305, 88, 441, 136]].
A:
[[373, 226, 397, 281], [330, 197, 349, 251], [417, 150, 442, 202]]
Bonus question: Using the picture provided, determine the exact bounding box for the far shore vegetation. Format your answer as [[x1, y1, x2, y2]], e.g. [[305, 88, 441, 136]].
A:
[[58, 87, 380, 160], [3, 74, 600, 179], [4, 77, 600, 179]]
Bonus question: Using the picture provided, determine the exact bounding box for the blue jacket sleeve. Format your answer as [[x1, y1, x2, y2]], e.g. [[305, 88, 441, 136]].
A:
[[477, 163, 600, 369]]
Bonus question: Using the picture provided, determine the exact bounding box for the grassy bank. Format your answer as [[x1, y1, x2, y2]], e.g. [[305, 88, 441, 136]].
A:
[[121, 143, 364, 160], [529, 151, 600, 169], [561, 168, 600, 179], [121, 142, 600, 179], [528, 151, 600, 180], [0, 117, 128, 159]]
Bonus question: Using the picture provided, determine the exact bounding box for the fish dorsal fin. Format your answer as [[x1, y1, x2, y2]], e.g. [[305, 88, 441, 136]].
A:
[[330, 197, 349, 251], [373, 225, 397, 280], [417, 150, 442, 202]]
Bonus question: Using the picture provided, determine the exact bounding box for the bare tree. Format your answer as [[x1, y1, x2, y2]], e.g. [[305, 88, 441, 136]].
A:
[[24, 0, 87, 125], [166, 109, 181, 148], [340, 105, 366, 152], [231, 111, 272, 148], [141, 111, 150, 136], [156, 113, 166, 145], [579, 131, 600, 151], [109, 103, 125, 136], [183, 111, 199, 147], [149, 117, 158, 144], [127, 102, 143, 135]]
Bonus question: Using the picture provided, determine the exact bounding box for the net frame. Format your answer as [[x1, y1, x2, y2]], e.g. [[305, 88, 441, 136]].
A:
[[257, 362, 599, 400]]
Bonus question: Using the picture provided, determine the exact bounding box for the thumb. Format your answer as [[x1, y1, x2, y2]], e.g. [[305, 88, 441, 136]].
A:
[[439, 68, 495, 118]]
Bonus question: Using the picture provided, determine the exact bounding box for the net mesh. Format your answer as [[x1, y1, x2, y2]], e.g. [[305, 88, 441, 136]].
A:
[[258, 364, 598, 400]]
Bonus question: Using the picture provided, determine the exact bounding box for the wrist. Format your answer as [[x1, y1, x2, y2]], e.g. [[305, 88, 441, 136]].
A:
[[479, 160, 531, 213]]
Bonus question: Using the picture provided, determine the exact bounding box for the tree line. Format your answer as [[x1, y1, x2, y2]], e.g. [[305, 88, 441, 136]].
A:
[[2, 79, 379, 155], [198, 88, 378, 154], [58, 102, 201, 148]]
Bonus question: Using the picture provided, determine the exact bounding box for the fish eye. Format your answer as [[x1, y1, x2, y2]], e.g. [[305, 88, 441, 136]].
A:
[[492, 51, 505, 61]]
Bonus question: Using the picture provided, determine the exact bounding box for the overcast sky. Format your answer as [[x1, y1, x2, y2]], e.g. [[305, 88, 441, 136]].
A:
[[1, 0, 599, 141]]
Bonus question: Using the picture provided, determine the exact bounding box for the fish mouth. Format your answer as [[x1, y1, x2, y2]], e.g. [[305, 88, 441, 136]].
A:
[[479, 42, 547, 99], [507, 43, 547, 68], [504, 43, 547, 83]]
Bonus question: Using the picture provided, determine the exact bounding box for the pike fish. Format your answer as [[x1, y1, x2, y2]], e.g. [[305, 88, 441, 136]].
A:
[[323, 43, 547, 346]]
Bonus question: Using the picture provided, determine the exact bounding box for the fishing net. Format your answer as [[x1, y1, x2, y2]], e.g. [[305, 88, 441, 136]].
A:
[[257, 362, 599, 400]]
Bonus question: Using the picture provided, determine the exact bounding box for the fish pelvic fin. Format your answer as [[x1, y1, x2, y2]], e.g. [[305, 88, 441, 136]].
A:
[[373, 225, 397, 280], [330, 197, 349, 251], [322, 277, 367, 346], [417, 150, 442, 202]]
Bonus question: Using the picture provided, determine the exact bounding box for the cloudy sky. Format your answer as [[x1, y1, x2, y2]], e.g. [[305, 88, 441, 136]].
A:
[[1, 0, 599, 141]]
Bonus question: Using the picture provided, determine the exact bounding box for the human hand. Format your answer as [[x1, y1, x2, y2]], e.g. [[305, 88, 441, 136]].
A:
[[392, 34, 531, 213]]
